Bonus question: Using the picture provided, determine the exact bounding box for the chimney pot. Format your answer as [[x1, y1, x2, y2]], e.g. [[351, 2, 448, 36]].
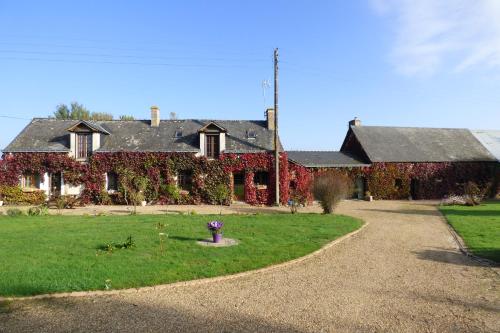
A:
[[151, 106, 160, 127], [266, 108, 275, 130], [349, 117, 361, 127]]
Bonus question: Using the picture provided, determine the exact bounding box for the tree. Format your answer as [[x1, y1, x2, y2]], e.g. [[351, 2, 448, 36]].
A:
[[118, 168, 149, 214], [53, 102, 114, 120], [53, 104, 71, 119], [119, 115, 135, 120], [91, 112, 113, 121], [214, 183, 230, 215], [312, 172, 352, 214]]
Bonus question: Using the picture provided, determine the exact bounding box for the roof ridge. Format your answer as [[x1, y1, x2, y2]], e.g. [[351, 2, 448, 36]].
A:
[[355, 125, 469, 130]]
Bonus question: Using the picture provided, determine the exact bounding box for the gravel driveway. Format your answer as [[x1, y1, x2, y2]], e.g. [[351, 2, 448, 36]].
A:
[[1, 200, 499, 333]]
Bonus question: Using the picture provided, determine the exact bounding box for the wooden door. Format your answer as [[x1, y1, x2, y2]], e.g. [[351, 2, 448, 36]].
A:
[[233, 172, 245, 201]]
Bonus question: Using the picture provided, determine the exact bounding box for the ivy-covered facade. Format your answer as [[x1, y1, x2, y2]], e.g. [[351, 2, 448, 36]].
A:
[[1, 107, 291, 206], [1, 112, 499, 205], [288, 119, 500, 201]]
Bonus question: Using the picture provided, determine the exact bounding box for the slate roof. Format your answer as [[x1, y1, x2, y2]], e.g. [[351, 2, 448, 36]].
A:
[[287, 151, 370, 167], [345, 126, 496, 163], [3, 118, 282, 153], [471, 130, 500, 161]]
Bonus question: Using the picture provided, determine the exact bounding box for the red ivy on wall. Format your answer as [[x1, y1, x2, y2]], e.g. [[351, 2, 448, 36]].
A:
[[0, 151, 290, 206], [288, 161, 497, 200], [0, 153, 85, 187]]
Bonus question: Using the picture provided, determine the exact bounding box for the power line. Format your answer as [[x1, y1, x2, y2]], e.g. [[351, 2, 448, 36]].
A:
[[0, 49, 270, 63], [0, 115, 31, 120], [0, 40, 267, 57], [0, 56, 268, 69]]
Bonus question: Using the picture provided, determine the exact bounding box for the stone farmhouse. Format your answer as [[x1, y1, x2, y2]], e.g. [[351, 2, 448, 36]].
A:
[[1, 109, 499, 205]]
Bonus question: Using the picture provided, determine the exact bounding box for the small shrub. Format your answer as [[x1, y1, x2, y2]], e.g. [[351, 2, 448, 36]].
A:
[[156, 223, 168, 254], [164, 184, 180, 204], [98, 235, 136, 253], [28, 205, 49, 216], [54, 195, 80, 210], [214, 183, 230, 214], [288, 193, 307, 214], [118, 168, 149, 213], [463, 181, 489, 206], [7, 208, 24, 217], [99, 190, 112, 205], [0, 186, 46, 205], [312, 172, 352, 214]]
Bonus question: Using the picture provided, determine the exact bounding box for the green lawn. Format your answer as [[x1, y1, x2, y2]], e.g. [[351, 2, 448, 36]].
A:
[[440, 201, 500, 263], [0, 213, 362, 297]]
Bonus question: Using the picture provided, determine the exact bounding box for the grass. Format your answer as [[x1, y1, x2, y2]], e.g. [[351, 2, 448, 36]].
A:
[[0, 213, 362, 297], [440, 201, 500, 263]]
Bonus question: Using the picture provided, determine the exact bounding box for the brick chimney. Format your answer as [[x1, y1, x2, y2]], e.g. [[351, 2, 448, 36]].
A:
[[266, 108, 275, 130], [349, 117, 361, 127], [151, 106, 160, 127]]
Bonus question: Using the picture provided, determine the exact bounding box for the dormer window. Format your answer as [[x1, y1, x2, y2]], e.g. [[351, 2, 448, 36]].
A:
[[198, 122, 227, 159], [66, 120, 110, 161], [174, 129, 183, 138], [206, 134, 220, 159], [77, 134, 92, 159], [247, 129, 257, 139]]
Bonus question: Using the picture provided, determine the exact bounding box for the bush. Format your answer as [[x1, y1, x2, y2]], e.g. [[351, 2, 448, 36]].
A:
[[0, 186, 46, 205], [54, 195, 80, 210], [6, 208, 24, 217], [463, 181, 489, 206], [312, 172, 352, 214], [28, 205, 49, 216], [288, 193, 306, 214]]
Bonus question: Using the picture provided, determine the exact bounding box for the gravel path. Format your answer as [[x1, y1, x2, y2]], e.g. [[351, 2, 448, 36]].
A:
[[1, 201, 499, 333]]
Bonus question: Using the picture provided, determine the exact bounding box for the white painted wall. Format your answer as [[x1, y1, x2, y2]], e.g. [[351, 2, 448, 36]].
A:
[[39, 173, 50, 197], [219, 132, 226, 153], [198, 132, 206, 157], [64, 184, 83, 196], [69, 133, 76, 158], [92, 132, 100, 151]]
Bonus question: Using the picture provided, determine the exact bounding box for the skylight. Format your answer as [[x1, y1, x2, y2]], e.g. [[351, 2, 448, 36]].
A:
[[247, 130, 257, 139]]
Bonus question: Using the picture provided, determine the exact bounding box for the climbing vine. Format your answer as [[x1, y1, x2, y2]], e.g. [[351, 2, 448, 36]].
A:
[[288, 161, 497, 200], [0, 151, 290, 206]]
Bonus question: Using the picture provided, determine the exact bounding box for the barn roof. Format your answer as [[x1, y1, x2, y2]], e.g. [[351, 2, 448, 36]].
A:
[[471, 130, 500, 161], [3, 118, 282, 154], [287, 151, 370, 167], [345, 126, 496, 163]]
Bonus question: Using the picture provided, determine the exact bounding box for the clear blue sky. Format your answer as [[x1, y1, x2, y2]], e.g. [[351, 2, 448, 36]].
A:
[[1, 0, 499, 151]]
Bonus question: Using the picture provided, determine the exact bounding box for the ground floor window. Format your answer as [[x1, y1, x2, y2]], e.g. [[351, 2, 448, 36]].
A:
[[178, 170, 193, 191], [254, 171, 269, 188], [21, 173, 40, 190], [107, 172, 118, 192]]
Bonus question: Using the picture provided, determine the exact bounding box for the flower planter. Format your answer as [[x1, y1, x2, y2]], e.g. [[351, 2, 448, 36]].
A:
[[141, 201, 147, 207], [212, 233, 222, 243]]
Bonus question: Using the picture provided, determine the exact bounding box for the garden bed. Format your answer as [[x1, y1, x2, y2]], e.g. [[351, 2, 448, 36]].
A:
[[0, 213, 362, 297]]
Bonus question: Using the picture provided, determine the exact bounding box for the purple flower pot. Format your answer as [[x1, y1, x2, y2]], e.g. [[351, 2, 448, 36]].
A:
[[212, 233, 222, 243]]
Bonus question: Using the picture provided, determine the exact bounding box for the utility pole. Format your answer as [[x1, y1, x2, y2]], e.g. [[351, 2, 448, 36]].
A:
[[274, 48, 280, 206]]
